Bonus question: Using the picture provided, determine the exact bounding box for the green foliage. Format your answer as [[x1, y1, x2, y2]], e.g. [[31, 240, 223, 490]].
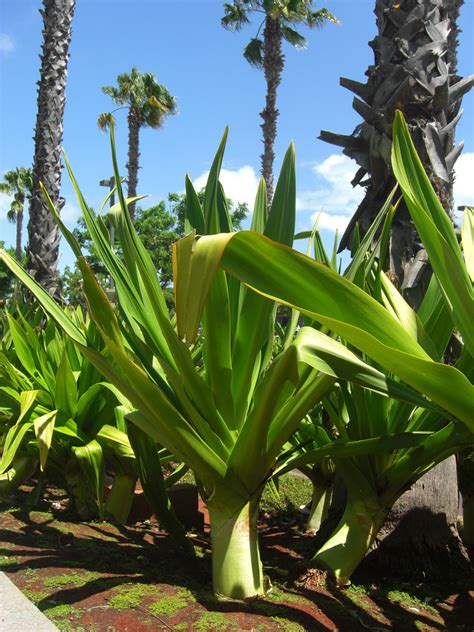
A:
[[62, 192, 248, 305], [0, 167, 32, 223], [0, 119, 441, 599], [99, 67, 177, 130], [0, 243, 23, 301], [0, 306, 132, 519], [222, 0, 339, 67]]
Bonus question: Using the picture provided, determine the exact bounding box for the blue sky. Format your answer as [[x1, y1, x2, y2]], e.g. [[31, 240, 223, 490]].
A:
[[1, 0, 473, 270]]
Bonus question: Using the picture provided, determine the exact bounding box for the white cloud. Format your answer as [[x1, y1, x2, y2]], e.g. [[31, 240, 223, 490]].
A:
[[310, 211, 351, 233], [0, 191, 13, 220], [297, 154, 364, 219], [193, 165, 259, 209], [61, 199, 81, 225], [453, 152, 474, 209], [0, 34, 14, 55]]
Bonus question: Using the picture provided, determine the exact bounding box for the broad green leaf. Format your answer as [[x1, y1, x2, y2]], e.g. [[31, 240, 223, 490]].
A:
[[71, 439, 105, 519], [126, 422, 193, 553], [174, 231, 473, 430], [462, 207, 474, 282], [55, 351, 78, 418], [0, 421, 34, 474], [392, 111, 474, 357], [250, 178, 267, 233], [33, 410, 58, 471], [184, 174, 205, 234]]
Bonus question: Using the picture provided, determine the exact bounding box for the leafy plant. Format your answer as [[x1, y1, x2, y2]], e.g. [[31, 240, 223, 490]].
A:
[[0, 306, 123, 519], [0, 122, 423, 599], [175, 111, 473, 583]]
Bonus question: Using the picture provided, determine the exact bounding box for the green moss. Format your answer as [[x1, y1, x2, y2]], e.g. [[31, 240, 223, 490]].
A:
[[149, 595, 188, 616], [44, 571, 99, 588], [0, 555, 18, 566], [22, 588, 48, 602], [193, 612, 231, 630], [272, 618, 306, 632], [386, 591, 440, 617], [267, 586, 308, 605], [108, 583, 155, 609], [346, 584, 369, 606], [260, 473, 312, 514], [43, 603, 77, 617]]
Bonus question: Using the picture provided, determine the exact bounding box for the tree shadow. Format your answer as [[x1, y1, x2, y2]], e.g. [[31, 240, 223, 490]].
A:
[[0, 508, 331, 630]]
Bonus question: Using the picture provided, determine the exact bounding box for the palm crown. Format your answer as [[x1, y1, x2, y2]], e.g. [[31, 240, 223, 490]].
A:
[[98, 68, 177, 130], [222, 0, 339, 67], [0, 167, 33, 222]]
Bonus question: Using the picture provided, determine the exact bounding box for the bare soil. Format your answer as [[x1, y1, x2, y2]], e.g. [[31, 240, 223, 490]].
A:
[[0, 486, 472, 631]]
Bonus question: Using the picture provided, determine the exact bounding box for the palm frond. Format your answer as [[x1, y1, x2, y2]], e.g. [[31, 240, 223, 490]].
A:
[[244, 37, 264, 68], [306, 8, 340, 28], [221, 2, 251, 31], [281, 25, 307, 48], [97, 112, 115, 132]]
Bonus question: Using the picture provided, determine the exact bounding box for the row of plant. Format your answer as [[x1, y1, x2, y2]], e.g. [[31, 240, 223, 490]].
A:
[[1, 111, 473, 600]]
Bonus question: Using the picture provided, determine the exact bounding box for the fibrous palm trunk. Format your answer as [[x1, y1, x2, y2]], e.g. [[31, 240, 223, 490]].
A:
[[261, 16, 284, 203], [28, 0, 76, 295], [126, 107, 140, 221], [15, 207, 23, 263], [320, 0, 473, 303]]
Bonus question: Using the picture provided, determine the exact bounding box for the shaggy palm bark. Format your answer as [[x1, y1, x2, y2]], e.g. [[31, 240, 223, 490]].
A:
[[320, 0, 473, 302], [126, 106, 140, 221], [28, 0, 76, 295], [261, 16, 283, 203], [15, 206, 23, 263]]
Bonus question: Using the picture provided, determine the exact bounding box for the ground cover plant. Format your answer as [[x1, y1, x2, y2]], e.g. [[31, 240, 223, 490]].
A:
[[0, 305, 143, 522]]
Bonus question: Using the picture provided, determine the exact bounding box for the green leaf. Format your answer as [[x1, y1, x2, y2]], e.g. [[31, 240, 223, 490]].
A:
[[126, 422, 194, 553], [33, 410, 58, 471], [55, 350, 78, 418], [461, 207, 474, 282], [71, 440, 105, 519], [392, 111, 474, 357], [174, 231, 473, 430]]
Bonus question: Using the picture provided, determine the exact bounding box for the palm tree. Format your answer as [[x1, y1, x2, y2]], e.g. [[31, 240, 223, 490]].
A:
[[318, 0, 473, 570], [0, 168, 33, 262], [222, 1, 338, 201], [28, 0, 76, 295], [98, 68, 177, 220], [320, 0, 473, 303]]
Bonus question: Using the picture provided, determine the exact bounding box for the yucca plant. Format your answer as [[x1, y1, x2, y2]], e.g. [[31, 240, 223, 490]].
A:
[[172, 111, 473, 584], [0, 121, 428, 598], [0, 306, 125, 518]]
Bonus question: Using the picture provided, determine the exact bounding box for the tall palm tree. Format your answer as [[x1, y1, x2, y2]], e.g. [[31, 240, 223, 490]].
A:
[[0, 168, 33, 262], [320, 0, 473, 302], [222, 1, 338, 201], [98, 69, 177, 220], [28, 0, 76, 295]]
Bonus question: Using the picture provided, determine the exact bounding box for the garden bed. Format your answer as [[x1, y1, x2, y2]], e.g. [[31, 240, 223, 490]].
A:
[[0, 483, 472, 631]]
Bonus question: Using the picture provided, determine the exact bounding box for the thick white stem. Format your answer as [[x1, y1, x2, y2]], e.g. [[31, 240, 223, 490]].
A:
[[306, 485, 332, 532], [313, 497, 386, 585], [209, 497, 265, 599]]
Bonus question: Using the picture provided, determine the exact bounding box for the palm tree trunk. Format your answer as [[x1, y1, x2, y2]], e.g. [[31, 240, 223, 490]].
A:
[[16, 208, 23, 262], [127, 107, 140, 221], [28, 0, 76, 296], [260, 16, 283, 203], [319, 0, 473, 304]]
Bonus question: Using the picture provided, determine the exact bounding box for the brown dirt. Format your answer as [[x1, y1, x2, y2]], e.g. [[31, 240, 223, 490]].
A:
[[0, 488, 472, 631]]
